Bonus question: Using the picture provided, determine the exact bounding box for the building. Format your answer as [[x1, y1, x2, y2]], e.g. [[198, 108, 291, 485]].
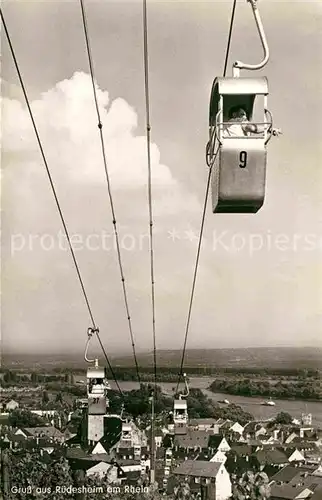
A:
[[30, 409, 61, 427], [302, 414, 313, 426], [1, 400, 19, 412], [252, 449, 290, 470], [210, 449, 227, 464], [208, 435, 231, 454], [173, 460, 232, 500], [189, 418, 221, 432], [14, 426, 65, 443]]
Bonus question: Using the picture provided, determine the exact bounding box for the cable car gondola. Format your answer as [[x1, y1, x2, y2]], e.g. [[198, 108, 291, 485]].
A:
[[85, 328, 123, 447], [172, 373, 189, 435], [207, 0, 281, 214]]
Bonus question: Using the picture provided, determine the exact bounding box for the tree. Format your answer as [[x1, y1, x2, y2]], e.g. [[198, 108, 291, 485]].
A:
[[8, 409, 46, 428], [174, 481, 191, 499], [3, 370, 16, 384], [299, 369, 308, 380], [232, 471, 271, 500], [55, 392, 63, 404], [42, 391, 49, 405], [64, 373, 71, 384], [8, 451, 75, 500], [1, 449, 11, 497], [43, 457, 74, 495], [274, 411, 293, 425], [213, 403, 254, 426]]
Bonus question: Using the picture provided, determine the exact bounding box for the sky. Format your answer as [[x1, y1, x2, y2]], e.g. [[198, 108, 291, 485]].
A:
[[1, 0, 322, 357]]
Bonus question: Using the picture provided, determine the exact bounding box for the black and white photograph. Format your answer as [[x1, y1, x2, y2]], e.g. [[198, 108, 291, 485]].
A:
[[1, 0, 322, 498]]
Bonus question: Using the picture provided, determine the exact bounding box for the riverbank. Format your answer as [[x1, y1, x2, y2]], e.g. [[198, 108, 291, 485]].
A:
[[106, 377, 322, 428], [206, 386, 322, 404], [71, 373, 322, 404], [208, 378, 322, 403], [102, 374, 322, 404]]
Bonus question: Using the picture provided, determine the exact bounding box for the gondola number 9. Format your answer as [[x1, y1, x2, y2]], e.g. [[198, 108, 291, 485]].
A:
[[239, 151, 248, 168]]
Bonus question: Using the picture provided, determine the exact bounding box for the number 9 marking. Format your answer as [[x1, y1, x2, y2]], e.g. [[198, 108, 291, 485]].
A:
[[239, 151, 247, 168]]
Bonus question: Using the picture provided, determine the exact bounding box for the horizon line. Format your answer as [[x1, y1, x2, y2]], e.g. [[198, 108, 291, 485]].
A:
[[2, 344, 322, 356]]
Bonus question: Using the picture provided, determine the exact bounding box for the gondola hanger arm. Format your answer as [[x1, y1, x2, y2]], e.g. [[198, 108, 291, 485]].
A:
[[233, 0, 269, 77], [179, 373, 190, 399], [84, 327, 99, 366]]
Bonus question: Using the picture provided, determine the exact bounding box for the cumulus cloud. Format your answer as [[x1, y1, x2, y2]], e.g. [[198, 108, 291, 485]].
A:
[[3, 68, 321, 354], [1, 72, 204, 353], [2, 71, 177, 189]]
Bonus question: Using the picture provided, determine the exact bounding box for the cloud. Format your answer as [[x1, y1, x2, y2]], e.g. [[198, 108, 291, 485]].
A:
[[2, 72, 177, 190], [1, 71, 204, 353]]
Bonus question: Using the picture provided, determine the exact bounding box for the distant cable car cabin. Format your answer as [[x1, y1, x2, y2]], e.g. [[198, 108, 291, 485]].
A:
[[84, 327, 122, 447], [87, 361, 107, 415], [172, 373, 189, 435], [86, 359, 107, 443], [207, 0, 281, 214], [173, 399, 188, 434]]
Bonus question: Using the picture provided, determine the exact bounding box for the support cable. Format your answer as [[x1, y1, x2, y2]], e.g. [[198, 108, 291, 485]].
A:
[[175, 0, 237, 393], [79, 0, 141, 384], [142, 3, 157, 484], [0, 7, 123, 397], [142, 0, 157, 391]]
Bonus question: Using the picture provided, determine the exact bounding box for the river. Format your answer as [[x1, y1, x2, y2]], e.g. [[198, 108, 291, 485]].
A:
[[104, 377, 322, 428]]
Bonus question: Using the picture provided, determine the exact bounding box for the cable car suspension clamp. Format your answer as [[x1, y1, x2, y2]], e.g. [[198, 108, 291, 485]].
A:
[[178, 373, 190, 399], [233, 0, 269, 77], [84, 326, 100, 365]]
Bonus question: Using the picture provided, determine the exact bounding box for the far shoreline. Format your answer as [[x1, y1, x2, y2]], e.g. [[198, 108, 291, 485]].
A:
[[103, 378, 322, 404]]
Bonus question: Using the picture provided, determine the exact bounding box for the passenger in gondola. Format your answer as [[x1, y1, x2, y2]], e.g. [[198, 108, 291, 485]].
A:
[[92, 378, 105, 394], [223, 106, 281, 137]]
